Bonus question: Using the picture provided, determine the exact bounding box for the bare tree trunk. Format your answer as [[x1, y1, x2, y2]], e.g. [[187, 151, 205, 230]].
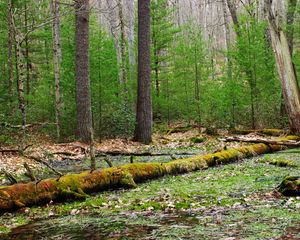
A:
[[265, 0, 300, 134], [125, 0, 135, 67], [24, 2, 30, 100], [194, 45, 201, 126], [106, 0, 123, 97], [75, 0, 93, 143], [134, 0, 152, 144], [12, 13, 26, 128], [51, 0, 62, 141], [286, 0, 297, 53], [7, 0, 14, 105], [118, 0, 128, 105], [226, 0, 240, 35], [222, 0, 235, 127]]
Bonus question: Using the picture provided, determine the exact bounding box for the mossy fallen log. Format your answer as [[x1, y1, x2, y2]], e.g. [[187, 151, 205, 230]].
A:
[[232, 129, 288, 136], [222, 136, 300, 146], [0, 136, 299, 212], [278, 176, 300, 196]]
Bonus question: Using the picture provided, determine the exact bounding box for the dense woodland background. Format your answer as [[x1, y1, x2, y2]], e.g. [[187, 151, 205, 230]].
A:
[[0, 0, 299, 141]]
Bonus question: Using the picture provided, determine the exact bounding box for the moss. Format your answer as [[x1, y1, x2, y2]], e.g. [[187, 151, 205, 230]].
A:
[[261, 129, 285, 136], [1, 136, 300, 212], [190, 137, 206, 144], [278, 176, 300, 196], [232, 129, 287, 136], [260, 157, 298, 168]]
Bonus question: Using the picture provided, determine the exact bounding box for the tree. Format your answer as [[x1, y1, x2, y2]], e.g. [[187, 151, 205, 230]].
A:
[[265, 0, 300, 134], [74, 0, 93, 143], [7, 0, 14, 108], [11, 5, 27, 129], [50, 0, 62, 141], [134, 0, 152, 144]]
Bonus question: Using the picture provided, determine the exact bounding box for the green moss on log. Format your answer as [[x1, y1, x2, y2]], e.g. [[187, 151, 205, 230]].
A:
[[190, 137, 206, 143], [278, 176, 300, 196], [0, 135, 299, 212], [232, 129, 288, 136], [260, 157, 297, 168]]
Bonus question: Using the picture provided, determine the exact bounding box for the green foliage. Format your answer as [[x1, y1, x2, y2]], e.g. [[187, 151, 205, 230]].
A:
[[229, 13, 280, 128], [0, 0, 298, 140]]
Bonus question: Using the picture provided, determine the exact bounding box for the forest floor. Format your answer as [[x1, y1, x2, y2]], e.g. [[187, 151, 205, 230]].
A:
[[0, 127, 300, 239]]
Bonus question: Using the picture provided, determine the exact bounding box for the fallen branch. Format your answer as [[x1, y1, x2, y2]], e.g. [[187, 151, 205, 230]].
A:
[[0, 135, 298, 212], [95, 150, 195, 157], [23, 163, 36, 182], [1, 122, 55, 129], [221, 136, 300, 146], [0, 145, 33, 154], [103, 157, 113, 167], [24, 155, 63, 177], [231, 129, 288, 136], [0, 170, 17, 185], [52, 151, 79, 156]]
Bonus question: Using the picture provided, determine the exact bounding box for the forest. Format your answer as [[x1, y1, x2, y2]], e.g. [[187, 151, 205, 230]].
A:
[[0, 0, 300, 239]]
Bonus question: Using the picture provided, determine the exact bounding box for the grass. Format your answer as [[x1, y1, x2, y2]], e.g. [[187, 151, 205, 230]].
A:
[[1, 149, 300, 239]]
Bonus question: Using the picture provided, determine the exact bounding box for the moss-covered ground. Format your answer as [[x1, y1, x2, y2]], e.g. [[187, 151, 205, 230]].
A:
[[1, 148, 300, 239]]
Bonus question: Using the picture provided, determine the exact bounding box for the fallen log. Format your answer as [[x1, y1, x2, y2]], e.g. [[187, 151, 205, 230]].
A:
[[0, 135, 298, 212], [0, 122, 55, 129], [221, 136, 300, 146], [95, 151, 195, 157], [231, 129, 288, 136], [278, 176, 300, 196]]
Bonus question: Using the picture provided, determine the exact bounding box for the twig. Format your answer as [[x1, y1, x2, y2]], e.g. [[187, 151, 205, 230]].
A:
[[0, 169, 18, 184], [23, 162, 36, 181], [24, 155, 63, 177]]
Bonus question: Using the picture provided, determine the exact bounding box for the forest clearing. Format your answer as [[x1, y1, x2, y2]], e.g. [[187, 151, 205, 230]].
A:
[[1, 0, 300, 239]]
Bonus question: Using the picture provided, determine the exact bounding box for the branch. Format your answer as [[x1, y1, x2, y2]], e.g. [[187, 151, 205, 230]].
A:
[[24, 155, 63, 177], [220, 136, 300, 146]]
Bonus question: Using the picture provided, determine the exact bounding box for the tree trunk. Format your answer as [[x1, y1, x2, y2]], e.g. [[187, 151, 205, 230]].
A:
[[74, 0, 93, 143], [12, 13, 26, 128], [222, 0, 235, 127], [226, 0, 240, 36], [286, 0, 297, 54], [24, 2, 30, 100], [265, 0, 300, 134], [0, 135, 298, 212], [7, 0, 14, 106], [51, 0, 62, 141], [125, 0, 135, 78], [134, 0, 152, 144], [118, 0, 128, 105]]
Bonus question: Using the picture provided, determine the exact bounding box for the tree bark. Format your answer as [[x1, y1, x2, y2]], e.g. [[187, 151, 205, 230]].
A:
[[118, 0, 128, 105], [75, 0, 93, 143], [12, 15, 26, 128], [125, 0, 135, 80], [286, 0, 297, 54], [7, 0, 14, 105], [134, 0, 152, 144], [265, 0, 300, 134], [0, 135, 298, 212], [226, 0, 240, 36], [50, 0, 62, 141]]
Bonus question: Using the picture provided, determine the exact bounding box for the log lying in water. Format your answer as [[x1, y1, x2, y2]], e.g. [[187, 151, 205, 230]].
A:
[[221, 136, 300, 146], [278, 176, 300, 196], [0, 136, 298, 212]]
